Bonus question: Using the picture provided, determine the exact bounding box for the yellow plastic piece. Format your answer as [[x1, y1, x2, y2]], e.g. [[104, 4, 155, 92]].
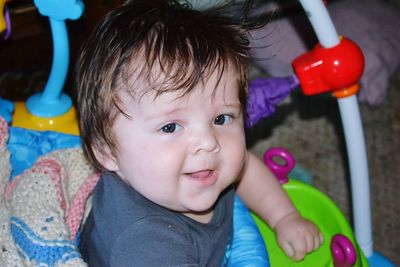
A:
[[0, 0, 6, 32], [12, 102, 80, 136]]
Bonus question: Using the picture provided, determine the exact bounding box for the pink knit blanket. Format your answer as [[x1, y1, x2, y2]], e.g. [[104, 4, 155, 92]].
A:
[[0, 117, 99, 266]]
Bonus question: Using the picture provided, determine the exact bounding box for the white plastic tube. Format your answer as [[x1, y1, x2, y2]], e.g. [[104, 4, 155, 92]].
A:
[[337, 96, 373, 257], [297, 0, 340, 48], [297, 0, 373, 257]]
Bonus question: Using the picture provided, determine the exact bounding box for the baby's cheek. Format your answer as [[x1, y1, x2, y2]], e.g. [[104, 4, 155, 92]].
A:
[[230, 147, 247, 174]]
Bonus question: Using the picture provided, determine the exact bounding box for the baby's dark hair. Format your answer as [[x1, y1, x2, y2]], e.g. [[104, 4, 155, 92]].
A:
[[75, 0, 263, 171]]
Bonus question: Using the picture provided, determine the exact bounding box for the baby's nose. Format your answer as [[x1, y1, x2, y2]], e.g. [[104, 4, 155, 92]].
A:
[[191, 129, 220, 154]]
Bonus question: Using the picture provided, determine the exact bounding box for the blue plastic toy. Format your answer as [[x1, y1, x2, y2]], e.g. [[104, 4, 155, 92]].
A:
[[27, 0, 83, 117], [11, 0, 82, 134]]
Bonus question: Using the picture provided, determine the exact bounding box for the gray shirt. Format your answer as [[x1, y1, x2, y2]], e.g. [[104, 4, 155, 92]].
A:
[[79, 172, 234, 267]]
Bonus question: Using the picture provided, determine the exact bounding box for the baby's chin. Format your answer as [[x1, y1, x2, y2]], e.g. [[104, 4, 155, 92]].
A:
[[181, 207, 215, 223], [177, 198, 216, 215], [168, 196, 217, 220]]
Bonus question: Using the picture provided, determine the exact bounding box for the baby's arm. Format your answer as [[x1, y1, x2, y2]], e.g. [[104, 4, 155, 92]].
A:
[[236, 152, 323, 261]]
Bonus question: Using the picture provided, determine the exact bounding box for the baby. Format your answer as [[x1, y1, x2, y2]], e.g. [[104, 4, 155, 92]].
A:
[[75, 0, 323, 266]]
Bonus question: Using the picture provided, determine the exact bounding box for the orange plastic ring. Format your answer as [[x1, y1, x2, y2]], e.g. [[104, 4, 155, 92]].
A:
[[332, 83, 360, 98]]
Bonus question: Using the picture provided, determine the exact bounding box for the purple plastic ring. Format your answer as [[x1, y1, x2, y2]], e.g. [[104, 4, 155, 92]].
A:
[[263, 147, 295, 184], [331, 234, 357, 267]]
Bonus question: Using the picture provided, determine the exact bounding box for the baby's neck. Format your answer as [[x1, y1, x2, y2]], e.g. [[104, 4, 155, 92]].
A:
[[183, 209, 214, 224]]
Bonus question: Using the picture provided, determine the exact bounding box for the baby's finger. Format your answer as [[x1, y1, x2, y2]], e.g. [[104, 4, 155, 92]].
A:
[[305, 234, 315, 252], [292, 248, 307, 261], [282, 242, 295, 258], [313, 235, 321, 250], [290, 239, 308, 261]]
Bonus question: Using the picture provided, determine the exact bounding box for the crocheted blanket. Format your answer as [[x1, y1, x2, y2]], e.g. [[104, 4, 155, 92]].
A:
[[0, 117, 99, 267]]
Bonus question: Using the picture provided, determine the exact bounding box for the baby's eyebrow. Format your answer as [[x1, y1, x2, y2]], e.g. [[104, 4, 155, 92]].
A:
[[218, 102, 242, 110], [227, 102, 242, 108], [143, 107, 183, 121]]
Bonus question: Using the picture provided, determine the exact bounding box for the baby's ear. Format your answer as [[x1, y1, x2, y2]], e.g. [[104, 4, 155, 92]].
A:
[[93, 145, 119, 172]]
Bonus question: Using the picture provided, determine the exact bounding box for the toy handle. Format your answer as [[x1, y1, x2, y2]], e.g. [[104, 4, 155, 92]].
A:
[[263, 147, 295, 184], [331, 234, 357, 267]]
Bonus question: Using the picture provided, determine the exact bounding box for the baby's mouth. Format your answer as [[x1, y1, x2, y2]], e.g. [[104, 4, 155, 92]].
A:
[[184, 169, 218, 187], [187, 170, 214, 179]]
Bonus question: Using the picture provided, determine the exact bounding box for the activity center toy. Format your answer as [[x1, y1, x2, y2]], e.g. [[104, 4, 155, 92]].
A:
[[0, 0, 396, 266]]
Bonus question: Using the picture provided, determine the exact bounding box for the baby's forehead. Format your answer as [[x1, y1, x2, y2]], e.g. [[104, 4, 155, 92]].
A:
[[119, 56, 240, 99]]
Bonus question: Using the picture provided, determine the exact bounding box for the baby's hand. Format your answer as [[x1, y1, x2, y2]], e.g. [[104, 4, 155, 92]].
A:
[[274, 211, 323, 261]]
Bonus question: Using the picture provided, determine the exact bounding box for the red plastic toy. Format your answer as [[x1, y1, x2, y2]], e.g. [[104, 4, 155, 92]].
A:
[[292, 37, 364, 96]]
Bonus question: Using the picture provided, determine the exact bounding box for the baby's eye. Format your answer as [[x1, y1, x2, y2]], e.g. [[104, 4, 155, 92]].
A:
[[160, 123, 182, 133], [214, 114, 232, 125]]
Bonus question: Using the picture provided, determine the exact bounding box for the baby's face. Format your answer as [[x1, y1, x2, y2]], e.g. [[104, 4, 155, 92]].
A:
[[101, 66, 246, 221]]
